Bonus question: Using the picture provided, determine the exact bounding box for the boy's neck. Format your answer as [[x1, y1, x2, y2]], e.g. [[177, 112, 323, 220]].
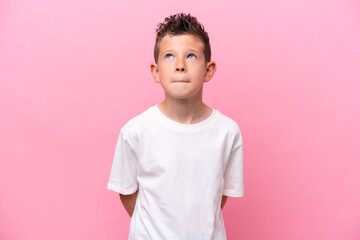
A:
[[157, 99, 213, 125]]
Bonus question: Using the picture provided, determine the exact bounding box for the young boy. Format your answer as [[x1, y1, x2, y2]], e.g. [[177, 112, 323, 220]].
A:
[[107, 13, 244, 239]]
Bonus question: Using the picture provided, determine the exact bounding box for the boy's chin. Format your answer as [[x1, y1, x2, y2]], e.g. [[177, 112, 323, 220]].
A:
[[165, 92, 203, 101]]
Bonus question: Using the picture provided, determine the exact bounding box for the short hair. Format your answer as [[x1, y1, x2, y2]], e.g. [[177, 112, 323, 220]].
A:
[[154, 13, 211, 65]]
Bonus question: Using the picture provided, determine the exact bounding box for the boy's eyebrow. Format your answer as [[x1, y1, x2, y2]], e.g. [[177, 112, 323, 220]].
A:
[[163, 48, 200, 53]]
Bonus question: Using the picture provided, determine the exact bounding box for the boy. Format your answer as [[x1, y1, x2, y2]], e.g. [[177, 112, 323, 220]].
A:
[[107, 13, 244, 239]]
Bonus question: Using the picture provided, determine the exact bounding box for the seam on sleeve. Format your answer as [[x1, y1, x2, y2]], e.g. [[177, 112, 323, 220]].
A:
[[231, 143, 242, 153], [107, 183, 138, 195], [121, 131, 138, 161]]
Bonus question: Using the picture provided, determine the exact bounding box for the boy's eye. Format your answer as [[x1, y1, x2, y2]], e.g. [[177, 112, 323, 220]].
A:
[[165, 54, 174, 59], [164, 53, 196, 59]]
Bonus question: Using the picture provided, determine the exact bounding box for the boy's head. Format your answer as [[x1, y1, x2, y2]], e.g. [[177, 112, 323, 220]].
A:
[[154, 13, 211, 65], [150, 13, 216, 101]]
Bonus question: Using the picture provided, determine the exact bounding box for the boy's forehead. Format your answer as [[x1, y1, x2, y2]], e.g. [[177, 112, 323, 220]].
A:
[[158, 34, 204, 53]]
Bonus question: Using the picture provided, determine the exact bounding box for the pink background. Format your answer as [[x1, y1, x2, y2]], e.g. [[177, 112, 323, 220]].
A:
[[1, 0, 359, 239]]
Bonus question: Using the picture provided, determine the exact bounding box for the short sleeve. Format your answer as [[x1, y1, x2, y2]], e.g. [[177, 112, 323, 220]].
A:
[[223, 130, 244, 197], [107, 130, 138, 195]]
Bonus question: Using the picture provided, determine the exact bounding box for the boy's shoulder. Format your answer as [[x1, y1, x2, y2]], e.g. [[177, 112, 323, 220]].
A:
[[120, 105, 153, 135], [216, 109, 242, 135], [215, 110, 243, 149]]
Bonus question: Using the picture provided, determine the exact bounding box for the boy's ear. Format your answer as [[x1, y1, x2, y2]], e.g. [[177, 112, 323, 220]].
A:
[[204, 61, 216, 82], [150, 63, 160, 83]]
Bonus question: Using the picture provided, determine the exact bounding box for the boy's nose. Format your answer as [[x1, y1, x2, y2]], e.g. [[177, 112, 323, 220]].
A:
[[175, 58, 186, 72], [176, 66, 185, 72]]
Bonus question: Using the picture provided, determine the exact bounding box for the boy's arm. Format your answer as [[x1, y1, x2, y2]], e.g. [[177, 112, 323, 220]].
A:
[[221, 195, 228, 210], [120, 191, 226, 216], [119, 189, 138, 217]]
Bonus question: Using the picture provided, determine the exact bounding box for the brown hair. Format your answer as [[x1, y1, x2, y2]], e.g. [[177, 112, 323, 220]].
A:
[[154, 13, 211, 65]]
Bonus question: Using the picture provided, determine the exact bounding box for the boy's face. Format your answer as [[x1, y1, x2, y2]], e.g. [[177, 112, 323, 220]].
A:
[[151, 34, 216, 101]]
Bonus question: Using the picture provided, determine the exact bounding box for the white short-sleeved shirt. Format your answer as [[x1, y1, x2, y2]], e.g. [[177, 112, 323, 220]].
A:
[[107, 104, 244, 240]]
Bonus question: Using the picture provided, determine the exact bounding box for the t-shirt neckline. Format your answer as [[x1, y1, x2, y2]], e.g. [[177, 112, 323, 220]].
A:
[[152, 104, 217, 132]]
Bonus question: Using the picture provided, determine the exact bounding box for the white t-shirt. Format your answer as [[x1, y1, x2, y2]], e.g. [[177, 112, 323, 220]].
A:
[[107, 104, 244, 240]]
